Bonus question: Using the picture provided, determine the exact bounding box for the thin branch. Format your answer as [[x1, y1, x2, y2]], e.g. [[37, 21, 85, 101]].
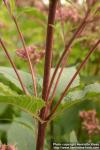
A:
[[49, 49, 71, 105], [0, 39, 29, 95], [12, 16, 37, 97], [3, 1, 37, 96], [42, 0, 58, 101], [46, 9, 90, 100], [58, 0, 66, 44], [47, 39, 100, 120]]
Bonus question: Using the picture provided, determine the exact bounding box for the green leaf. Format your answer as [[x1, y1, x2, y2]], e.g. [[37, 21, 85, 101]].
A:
[[17, 7, 46, 21], [0, 82, 16, 95], [64, 83, 100, 101], [50, 67, 80, 96], [0, 67, 42, 94], [7, 112, 36, 150], [52, 96, 100, 142], [7, 122, 36, 150], [0, 95, 45, 121], [81, 76, 100, 84], [52, 83, 100, 120]]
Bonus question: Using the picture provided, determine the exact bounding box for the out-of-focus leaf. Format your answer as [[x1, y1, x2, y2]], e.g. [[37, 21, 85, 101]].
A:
[[17, 7, 46, 21], [7, 112, 36, 150], [53, 96, 100, 142], [0, 82, 16, 96], [52, 83, 100, 120], [50, 67, 80, 96], [64, 83, 100, 101], [7, 122, 36, 150], [81, 76, 100, 84], [0, 67, 42, 94]]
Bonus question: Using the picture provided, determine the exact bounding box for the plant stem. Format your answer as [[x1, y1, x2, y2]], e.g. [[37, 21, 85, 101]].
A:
[[49, 49, 71, 105], [12, 16, 37, 97], [0, 39, 29, 95], [36, 1, 58, 150], [47, 39, 100, 120], [3, 1, 37, 96], [58, 0, 66, 44], [42, 0, 58, 101], [46, 10, 90, 100]]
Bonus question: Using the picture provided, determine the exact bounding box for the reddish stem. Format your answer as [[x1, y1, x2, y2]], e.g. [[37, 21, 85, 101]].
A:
[[58, 0, 66, 44], [3, 1, 37, 96], [36, 1, 58, 150], [47, 39, 100, 120], [12, 16, 37, 96], [42, 0, 58, 101], [46, 10, 90, 100], [49, 49, 71, 104], [0, 39, 29, 95]]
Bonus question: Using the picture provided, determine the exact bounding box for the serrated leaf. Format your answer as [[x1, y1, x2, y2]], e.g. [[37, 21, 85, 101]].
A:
[[0, 95, 45, 121], [50, 67, 80, 96], [0, 67, 42, 94], [0, 82, 16, 95]]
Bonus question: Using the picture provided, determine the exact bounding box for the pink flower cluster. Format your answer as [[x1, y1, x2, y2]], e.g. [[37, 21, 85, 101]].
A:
[[56, 7, 80, 22], [80, 110, 100, 136], [16, 46, 45, 65], [0, 145, 16, 150]]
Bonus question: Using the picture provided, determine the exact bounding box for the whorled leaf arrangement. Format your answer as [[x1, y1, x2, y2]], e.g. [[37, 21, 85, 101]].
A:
[[0, 0, 100, 150]]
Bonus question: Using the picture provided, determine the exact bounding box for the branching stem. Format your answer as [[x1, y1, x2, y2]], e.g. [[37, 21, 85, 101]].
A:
[[47, 39, 100, 120], [46, 9, 90, 100]]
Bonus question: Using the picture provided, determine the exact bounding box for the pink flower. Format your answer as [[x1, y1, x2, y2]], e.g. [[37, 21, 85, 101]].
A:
[[79, 110, 100, 138], [0, 145, 16, 150], [56, 6, 80, 22], [16, 46, 45, 65]]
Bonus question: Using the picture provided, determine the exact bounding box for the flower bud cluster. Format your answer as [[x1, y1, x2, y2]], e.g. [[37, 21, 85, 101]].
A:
[[80, 110, 100, 136], [16, 46, 45, 65], [56, 6, 80, 22]]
